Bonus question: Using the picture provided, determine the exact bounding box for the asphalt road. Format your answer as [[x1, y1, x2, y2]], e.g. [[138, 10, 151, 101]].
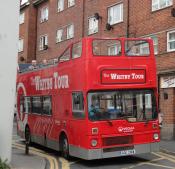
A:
[[12, 122, 175, 169]]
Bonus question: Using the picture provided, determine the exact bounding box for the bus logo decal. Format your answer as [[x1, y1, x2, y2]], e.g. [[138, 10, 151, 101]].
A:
[[101, 69, 145, 84], [32, 72, 69, 91], [118, 126, 135, 133], [16, 82, 28, 132]]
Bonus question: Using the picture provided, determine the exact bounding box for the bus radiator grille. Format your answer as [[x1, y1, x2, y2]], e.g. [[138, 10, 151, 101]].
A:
[[102, 135, 133, 146], [103, 146, 134, 153]]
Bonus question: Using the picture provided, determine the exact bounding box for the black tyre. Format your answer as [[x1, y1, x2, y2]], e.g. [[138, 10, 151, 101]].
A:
[[61, 135, 69, 159]]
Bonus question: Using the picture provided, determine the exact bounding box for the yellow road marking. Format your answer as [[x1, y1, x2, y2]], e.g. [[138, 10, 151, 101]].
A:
[[153, 152, 175, 163], [121, 157, 164, 169], [13, 142, 59, 169], [122, 157, 164, 169], [58, 157, 70, 169], [161, 148, 175, 155], [145, 162, 175, 169], [13, 143, 59, 169], [13, 142, 45, 154]]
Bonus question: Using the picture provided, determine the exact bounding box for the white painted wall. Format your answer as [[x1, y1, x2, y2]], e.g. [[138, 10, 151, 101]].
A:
[[0, 0, 19, 161]]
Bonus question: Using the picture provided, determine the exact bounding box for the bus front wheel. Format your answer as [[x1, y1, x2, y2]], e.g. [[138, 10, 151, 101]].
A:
[[60, 135, 69, 159]]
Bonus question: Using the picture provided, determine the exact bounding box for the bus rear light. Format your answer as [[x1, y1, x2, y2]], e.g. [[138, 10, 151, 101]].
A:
[[91, 139, 98, 147], [153, 133, 159, 140], [92, 128, 98, 135]]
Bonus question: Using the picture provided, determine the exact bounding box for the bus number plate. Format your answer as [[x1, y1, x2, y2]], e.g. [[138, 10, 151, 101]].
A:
[[120, 149, 136, 156]]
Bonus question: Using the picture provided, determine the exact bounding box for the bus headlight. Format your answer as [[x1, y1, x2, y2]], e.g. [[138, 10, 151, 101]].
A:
[[153, 133, 159, 140], [91, 139, 97, 147]]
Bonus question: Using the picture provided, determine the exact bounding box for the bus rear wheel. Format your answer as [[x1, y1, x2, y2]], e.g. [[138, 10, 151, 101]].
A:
[[60, 135, 69, 159]]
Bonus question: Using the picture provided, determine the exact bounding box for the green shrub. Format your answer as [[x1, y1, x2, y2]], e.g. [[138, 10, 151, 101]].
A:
[[0, 158, 10, 169]]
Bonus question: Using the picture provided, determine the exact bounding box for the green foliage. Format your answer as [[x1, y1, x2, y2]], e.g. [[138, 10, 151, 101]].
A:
[[0, 158, 10, 169]]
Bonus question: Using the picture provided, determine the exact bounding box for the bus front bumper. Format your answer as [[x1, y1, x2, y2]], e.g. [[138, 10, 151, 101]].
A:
[[69, 142, 160, 160]]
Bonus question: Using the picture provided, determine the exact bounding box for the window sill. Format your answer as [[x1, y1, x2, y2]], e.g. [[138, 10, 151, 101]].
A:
[[67, 36, 74, 40], [57, 4, 76, 14], [56, 37, 74, 44], [68, 4, 75, 9], [40, 19, 48, 24], [88, 31, 98, 36], [18, 51, 24, 53], [110, 21, 124, 27], [151, 5, 173, 13], [56, 40, 63, 44], [167, 49, 175, 53], [38, 48, 48, 52]]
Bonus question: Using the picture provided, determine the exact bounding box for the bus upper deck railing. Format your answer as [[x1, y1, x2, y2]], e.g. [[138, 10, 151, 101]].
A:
[[18, 37, 153, 74], [18, 58, 59, 73]]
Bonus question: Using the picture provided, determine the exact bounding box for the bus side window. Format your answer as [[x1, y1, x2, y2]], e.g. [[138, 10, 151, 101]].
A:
[[31, 96, 42, 114], [43, 96, 52, 115], [72, 41, 82, 59], [72, 92, 85, 119], [59, 47, 70, 63]]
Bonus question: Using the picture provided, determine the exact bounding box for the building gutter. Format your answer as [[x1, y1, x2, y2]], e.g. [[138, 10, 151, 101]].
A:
[[20, 2, 30, 10], [82, 0, 85, 37], [33, 0, 48, 7], [126, 0, 130, 38]]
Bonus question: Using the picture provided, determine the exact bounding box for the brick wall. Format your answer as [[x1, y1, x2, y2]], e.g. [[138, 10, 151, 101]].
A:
[[159, 87, 175, 139], [19, 0, 37, 63], [19, 7, 29, 63], [35, 0, 84, 62], [35, 0, 129, 62]]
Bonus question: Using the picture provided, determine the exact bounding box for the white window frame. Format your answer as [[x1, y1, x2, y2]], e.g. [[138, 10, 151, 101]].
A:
[[40, 7, 49, 23], [152, 0, 173, 11], [56, 29, 63, 43], [88, 17, 98, 35], [68, 0, 75, 7], [19, 12, 25, 24], [167, 30, 175, 52], [58, 0, 64, 12], [39, 35, 48, 51], [67, 24, 74, 39], [18, 39, 24, 52], [151, 36, 158, 55], [108, 3, 123, 25]]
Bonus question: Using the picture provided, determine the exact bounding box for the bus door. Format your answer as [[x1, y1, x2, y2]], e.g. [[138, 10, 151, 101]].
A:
[[70, 92, 87, 146], [41, 95, 53, 146], [29, 96, 44, 144]]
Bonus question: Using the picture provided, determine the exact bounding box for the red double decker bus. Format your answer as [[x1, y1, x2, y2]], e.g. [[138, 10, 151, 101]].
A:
[[16, 37, 160, 160]]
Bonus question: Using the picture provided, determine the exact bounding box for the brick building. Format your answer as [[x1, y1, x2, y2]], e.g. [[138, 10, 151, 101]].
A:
[[18, 0, 175, 139]]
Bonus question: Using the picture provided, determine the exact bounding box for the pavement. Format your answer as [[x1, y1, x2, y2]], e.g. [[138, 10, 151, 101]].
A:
[[160, 140, 175, 155], [11, 147, 47, 169], [10, 139, 175, 169]]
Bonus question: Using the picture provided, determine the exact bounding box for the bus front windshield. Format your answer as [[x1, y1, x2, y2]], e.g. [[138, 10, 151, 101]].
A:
[[88, 90, 157, 122]]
